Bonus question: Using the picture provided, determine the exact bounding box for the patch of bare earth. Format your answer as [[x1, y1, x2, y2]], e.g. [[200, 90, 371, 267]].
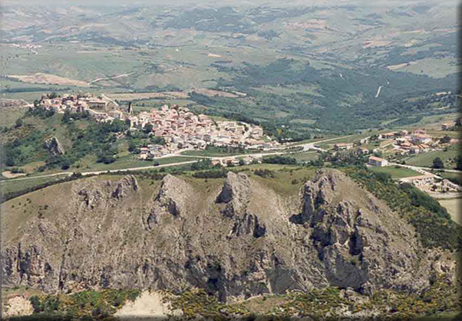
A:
[[106, 92, 189, 101], [190, 88, 241, 98], [0, 99, 31, 109], [2, 171, 27, 179], [7, 73, 89, 87], [387, 61, 417, 70], [2, 296, 34, 319], [114, 291, 182, 320], [363, 39, 392, 48], [236, 295, 289, 314]]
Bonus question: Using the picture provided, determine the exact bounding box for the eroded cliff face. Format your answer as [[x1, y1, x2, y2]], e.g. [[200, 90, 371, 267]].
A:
[[1, 170, 455, 302]]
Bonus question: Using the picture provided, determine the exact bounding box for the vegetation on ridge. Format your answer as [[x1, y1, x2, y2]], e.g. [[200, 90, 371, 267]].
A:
[[345, 167, 462, 250]]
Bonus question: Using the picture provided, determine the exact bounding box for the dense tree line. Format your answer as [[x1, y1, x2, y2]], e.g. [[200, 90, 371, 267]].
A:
[[192, 168, 227, 179], [254, 169, 275, 178], [262, 155, 297, 165]]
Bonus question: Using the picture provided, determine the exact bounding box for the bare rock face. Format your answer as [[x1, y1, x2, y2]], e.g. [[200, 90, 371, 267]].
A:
[[155, 174, 192, 217], [76, 175, 139, 209], [112, 175, 139, 200], [216, 172, 266, 239], [294, 169, 431, 294], [216, 172, 251, 218], [145, 174, 194, 229], [43, 137, 65, 156], [1, 170, 455, 302]]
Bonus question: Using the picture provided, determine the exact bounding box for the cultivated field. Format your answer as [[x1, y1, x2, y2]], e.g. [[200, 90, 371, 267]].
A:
[[369, 166, 421, 180], [106, 92, 189, 101], [405, 147, 459, 169], [7, 73, 90, 87]]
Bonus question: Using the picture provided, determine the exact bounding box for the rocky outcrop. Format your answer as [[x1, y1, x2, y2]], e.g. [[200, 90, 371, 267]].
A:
[[294, 169, 430, 294], [145, 174, 194, 229], [43, 137, 65, 156], [76, 175, 139, 209], [1, 170, 455, 303], [112, 175, 139, 200], [216, 172, 251, 218]]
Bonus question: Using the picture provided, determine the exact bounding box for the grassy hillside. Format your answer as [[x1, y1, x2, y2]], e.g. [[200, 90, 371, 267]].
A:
[[369, 165, 421, 180], [0, 109, 199, 178], [405, 145, 460, 169]]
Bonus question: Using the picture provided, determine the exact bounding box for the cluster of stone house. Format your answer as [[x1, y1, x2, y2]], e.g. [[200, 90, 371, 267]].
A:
[[441, 121, 456, 131], [375, 129, 458, 156], [403, 175, 462, 194], [333, 143, 373, 156], [38, 93, 118, 121], [211, 155, 263, 167], [133, 105, 276, 159], [35, 94, 277, 160]]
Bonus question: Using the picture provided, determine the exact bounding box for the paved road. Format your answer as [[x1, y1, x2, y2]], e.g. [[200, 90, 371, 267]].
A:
[[1, 135, 361, 184], [298, 135, 359, 152], [178, 151, 285, 160], [429, 192, 462, 199], [0, 161, 198, 183], [0, 171, 72, 183], [391, 162, 462, 175], [390, 163, 437, 176], [413, 166, 462, 174], [0, 133, 380, 185]]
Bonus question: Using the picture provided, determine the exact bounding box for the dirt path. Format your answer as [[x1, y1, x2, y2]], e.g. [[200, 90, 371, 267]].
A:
[[88, 72, 134, 86], [375, 86, 383, 98], [2, 171, 27, 179]]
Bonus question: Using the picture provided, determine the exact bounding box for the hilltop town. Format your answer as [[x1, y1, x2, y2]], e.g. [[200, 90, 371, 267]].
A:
[[36, 92, 278, 159]]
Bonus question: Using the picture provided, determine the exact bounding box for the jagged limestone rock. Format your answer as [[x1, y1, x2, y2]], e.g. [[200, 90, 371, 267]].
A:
[[0, 170, 455, 303], [216, 172, 251, 218], [145, 174, 195, 230]]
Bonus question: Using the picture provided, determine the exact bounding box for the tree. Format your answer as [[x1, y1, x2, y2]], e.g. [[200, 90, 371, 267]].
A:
[[15, 118, 23, 128], [432, 157, 444, 169], [111, 119, 128, 133], [440, 135, 451, 144], [61, 158, 71, 170], [29, 296, 43, 313], [238, 159, 245, 166], [456, 155, 462, 170], [144, 123, 154, 134], [151, 136, 166, 145], [62, 110, 71, 123], [128, 141, 137, 152]]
